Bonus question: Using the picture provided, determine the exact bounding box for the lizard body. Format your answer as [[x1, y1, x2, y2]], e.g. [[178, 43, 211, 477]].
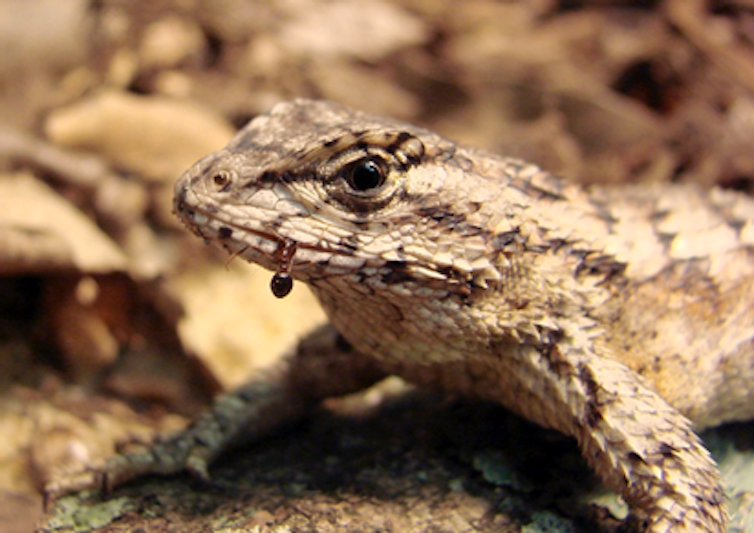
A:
[[58, 100, 754, 531]]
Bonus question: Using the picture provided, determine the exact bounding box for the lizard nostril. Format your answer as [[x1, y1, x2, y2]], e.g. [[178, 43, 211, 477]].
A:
[[211, 170, 233, 191]]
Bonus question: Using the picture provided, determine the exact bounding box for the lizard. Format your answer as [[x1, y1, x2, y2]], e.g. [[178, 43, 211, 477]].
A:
[[51, 99, 754, 531]]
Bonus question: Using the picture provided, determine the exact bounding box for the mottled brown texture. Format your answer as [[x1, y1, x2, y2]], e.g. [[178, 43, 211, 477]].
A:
[[51, 100, 754, 531]]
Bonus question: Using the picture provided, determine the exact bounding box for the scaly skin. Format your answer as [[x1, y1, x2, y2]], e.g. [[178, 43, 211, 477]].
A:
[[51, 100, 754, 531]]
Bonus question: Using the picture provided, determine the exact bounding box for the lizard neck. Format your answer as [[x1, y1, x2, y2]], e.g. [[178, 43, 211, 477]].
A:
[[309, 277, 486, 365], [307, 244, 602, 367]]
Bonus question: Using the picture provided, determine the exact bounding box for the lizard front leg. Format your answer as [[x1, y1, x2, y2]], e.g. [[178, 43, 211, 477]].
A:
[[45, 324, 387, 499], [491, 336, 728, 532]]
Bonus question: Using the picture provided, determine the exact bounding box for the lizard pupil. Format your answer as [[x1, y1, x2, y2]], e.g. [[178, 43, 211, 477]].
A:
[[346, 159, 385, 192]]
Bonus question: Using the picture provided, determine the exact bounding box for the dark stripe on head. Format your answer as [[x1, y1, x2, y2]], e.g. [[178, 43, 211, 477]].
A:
[[385, 131, 413, 155], [381, 260, 415, 284], [416, 204, 488, 239], [259, 171, 278, 184]]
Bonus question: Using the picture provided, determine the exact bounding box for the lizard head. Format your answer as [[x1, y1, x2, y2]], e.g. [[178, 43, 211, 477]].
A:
[[174, 99, 506, 300]]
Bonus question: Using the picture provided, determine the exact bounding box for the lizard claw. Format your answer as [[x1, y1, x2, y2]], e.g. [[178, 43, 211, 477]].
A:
[[185, 453, 211, 481]]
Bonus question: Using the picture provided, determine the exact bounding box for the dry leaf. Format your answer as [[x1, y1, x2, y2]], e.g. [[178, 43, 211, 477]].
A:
[[279, 0, 428, 61], [45, 90, 236, 183], [0, 173, 127, 275], [169, 260, 326, 390]]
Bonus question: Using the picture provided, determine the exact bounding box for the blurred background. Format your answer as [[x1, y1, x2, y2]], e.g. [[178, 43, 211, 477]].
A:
[[1, 1, 753, 531]]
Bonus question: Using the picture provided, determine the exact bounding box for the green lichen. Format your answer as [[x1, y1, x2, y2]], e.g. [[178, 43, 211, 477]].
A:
[[42, 493, 136, 532]]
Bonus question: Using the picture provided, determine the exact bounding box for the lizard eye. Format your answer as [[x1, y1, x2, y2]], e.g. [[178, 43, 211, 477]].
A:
[[342, 158, 387, 193]]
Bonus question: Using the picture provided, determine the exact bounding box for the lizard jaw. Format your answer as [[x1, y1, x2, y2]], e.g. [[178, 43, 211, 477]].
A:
[[174, 176, 370, 298], [174, 178, 298, 293]]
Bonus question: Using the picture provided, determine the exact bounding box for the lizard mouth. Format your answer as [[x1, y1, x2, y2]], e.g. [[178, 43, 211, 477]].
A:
[[174, 177, 369, 298], [174, 195, 299, 297]]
